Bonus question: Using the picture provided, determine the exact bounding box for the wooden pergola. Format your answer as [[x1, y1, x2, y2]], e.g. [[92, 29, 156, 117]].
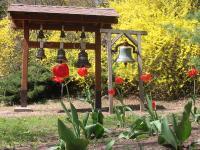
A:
[[8, 4, 119, 110]]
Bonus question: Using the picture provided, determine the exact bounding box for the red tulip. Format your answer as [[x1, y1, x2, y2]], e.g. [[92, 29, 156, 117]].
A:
[[187, 68, 198, 78], [77, 67, 88, 77], [115, 76, 124, 84], [108, 88, 116, 96], [152, 100, 156, 110], [52, 63, 69, 78], [140, 73, 153, 83], [52, 76, 64, 83]]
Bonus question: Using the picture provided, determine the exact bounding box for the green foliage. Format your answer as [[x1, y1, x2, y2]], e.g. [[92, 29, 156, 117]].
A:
[[146, 95, 158, 120], [119, 116, 161, 139], [158, 101, 192, 149], [91, 108, 104, 124], [59, 101, 105, 142], [58, 119, 89, 150], [114, 105, 132, 128], [0, 63, 51, 105]]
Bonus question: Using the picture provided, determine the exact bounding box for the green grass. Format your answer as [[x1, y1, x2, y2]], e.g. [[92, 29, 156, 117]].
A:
[[0, 113, 138, 149], [0, 115, 59, 148]]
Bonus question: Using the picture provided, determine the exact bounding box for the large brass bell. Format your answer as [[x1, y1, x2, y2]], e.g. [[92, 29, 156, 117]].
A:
[[57, 48, 67, 63], [75, 50, 91, 68], [36, 48, 46, 60], [116, 46, 135, 63]]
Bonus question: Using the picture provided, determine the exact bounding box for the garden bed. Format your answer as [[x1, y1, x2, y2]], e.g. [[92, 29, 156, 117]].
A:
[[0, 97, 200, 149]]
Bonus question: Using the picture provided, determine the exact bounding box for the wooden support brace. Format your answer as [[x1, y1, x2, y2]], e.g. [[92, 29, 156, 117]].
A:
[[124, 33, 138, 46], [111, 33, 123, 46]]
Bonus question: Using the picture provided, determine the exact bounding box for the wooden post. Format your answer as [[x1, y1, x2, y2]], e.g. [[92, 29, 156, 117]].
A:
[[107, 32, 113, 114], [20, 20, 29, 107], [95, 29, 102, 109], [137, 34, 145, 111]]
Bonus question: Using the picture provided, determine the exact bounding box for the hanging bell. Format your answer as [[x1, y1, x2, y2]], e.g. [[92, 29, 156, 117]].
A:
[[60, 30, 66, 38], [80, 32, 86, 39], [38, 30, 45, 39], [36, 48, 46, 60], [57, 48, 67, 63], [75, 50, 91, 68], [116, 46, 135, 63]]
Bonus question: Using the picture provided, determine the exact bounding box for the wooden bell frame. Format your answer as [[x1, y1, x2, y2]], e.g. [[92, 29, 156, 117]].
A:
[[100, 29, 147, 113]]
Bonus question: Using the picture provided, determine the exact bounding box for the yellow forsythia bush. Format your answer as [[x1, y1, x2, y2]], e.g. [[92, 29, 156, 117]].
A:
[[0, 0, 199, 101], [110, 0, 200, 100]]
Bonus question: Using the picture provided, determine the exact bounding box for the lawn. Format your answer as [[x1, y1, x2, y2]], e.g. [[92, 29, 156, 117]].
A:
[[0, 113, 138, 149]]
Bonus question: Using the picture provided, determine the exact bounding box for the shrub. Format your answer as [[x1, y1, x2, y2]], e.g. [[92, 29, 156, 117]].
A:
[[0, 63, 52, 105]]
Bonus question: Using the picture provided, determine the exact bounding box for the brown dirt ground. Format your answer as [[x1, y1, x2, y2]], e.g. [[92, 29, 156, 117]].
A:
[[0, 96, 200, 150], [0, 96, 199, 117]]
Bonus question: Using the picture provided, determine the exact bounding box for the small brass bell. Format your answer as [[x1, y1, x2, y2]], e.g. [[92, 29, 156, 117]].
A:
[[75, 50, 91, 68], [36, 48, 46, 60], [57, 49, 67, 63], [38, 30, 45, 39], [116, 46, 135, 63], [60, 30, 66, 38], [80, 32, 86, 39]]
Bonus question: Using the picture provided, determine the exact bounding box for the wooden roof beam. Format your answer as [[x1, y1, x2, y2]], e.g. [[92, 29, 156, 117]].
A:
[[12, 21, 112, 31], [9, 12, 118, 24]]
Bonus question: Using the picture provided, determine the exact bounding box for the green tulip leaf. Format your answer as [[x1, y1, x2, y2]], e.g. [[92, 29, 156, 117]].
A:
[[158, 117, 179, 149], [70, 102, 80, 137], [57, 119, 75, 144], [105, 140, 115, 150], [175, 101, 192, 143]]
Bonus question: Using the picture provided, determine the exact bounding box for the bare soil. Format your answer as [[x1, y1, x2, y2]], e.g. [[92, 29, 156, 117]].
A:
[[1, 96, 199, 117]]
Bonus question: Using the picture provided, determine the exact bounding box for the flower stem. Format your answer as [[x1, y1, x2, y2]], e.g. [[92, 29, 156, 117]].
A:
[[65, 82, 70, 101], [61, 83, 64, 98], [194, 79, 196, 96]]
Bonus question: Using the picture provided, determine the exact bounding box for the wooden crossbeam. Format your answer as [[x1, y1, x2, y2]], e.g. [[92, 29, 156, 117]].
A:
[[100, 29, 147, 35], [12, 20, 112, 31], [29, 41, 96, 50]]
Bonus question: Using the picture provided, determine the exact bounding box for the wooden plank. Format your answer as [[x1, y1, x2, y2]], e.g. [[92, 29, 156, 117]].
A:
[[124, 33, 138, 46], [8, 4, 119, 18], [111, 33, 123, 46], [101, 29, 148, 35], [95, 29, 102, 109], [137, 34, 145, 111], [29, 41, 96, 49], [20, 20, 29, 107], [106, 32, 114, 114]]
